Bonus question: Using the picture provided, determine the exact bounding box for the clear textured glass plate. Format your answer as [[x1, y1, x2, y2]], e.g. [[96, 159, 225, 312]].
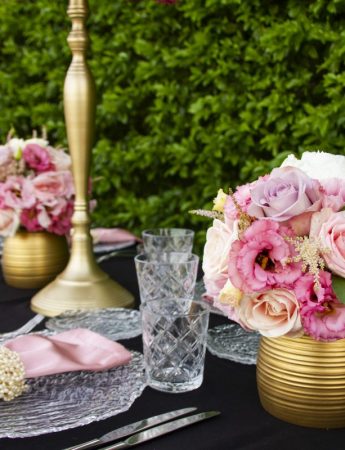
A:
[[46, 308, 142, 340], [207, 323, 260, 365], [0, 351, 146, 438], [93, 240, 136, 254]]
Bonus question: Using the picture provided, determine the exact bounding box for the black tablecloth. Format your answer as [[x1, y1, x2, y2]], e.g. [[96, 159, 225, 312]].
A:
[[1, 254, 345, 450]]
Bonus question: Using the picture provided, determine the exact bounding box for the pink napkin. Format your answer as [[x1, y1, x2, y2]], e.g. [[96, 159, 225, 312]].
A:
[[91, 228, 140, 245], [4, 328, 132, 378]]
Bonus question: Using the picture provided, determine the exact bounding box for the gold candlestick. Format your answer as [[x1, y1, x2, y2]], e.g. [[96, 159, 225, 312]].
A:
[[31, 0, 134, 316]]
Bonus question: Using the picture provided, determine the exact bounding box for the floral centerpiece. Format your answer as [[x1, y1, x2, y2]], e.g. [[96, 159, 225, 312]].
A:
[[0, 136, 74, 237], [197, 151, 345, 342]]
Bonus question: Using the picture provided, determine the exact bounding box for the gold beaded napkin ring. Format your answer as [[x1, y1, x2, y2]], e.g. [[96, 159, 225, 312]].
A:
[[0, 346, 27, 401]]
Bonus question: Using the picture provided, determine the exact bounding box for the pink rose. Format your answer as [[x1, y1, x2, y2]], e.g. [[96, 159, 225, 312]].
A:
[[32, 171, 74, 206], [202, 219, 238, 300], [0, 176, 35, 209], [0, 208, 20, 237], [247, 166, 322, 222], [310, 209, 345, 278], [237, 288, 303, 338], [229, 219, 301, 293], [23, 143, 54, 173], [320, 178, 345, 212]]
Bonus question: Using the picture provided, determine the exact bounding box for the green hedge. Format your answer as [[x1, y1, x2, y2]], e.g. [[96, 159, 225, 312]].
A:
[[1, 0, 345, 250]]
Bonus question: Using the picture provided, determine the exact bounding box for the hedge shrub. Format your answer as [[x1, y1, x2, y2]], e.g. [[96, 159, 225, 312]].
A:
[[1, 0, 345, 250]]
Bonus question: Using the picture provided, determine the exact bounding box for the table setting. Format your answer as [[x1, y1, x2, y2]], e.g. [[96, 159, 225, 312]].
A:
[[2, 211, 345, 449], [1, 0, 345, 448]]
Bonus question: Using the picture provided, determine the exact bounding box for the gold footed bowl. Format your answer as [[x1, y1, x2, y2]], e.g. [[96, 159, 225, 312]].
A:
[[256, 335, 345, 429], [1, 231, 69, 289]]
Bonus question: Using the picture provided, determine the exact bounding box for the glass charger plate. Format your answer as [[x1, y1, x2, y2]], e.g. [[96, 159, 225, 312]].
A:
[[0, 351, 146, 438], [207, 323, 260, 365], [93, 240, 136, 254], [46, 308, 142, 340]]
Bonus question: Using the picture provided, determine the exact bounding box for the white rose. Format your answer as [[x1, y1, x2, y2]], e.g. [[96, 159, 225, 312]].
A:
[[281, 151, 345, 181], [202, 218, 238, 278], [47, 147, 72, 171], [7, 138, 25, 156], [0, 208, 20, 237]]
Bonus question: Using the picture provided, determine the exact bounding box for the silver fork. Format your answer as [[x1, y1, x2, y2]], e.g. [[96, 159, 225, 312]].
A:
[[0, 314, 44, 342]]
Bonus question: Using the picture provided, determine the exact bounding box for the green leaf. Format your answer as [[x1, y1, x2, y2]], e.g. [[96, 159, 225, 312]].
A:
[[332, 275, 345, 304]]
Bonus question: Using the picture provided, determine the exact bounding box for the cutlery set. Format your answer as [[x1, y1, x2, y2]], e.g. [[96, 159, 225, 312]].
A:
[[64, 408, 220, 450]]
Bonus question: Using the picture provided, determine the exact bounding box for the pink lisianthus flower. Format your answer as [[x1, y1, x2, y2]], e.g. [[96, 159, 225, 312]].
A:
[[228, 219, 302, 293], [247, 166, 322, 223], [237, 288, 303, 338], [23, 144, 54, 173], [20, 206, 45, 232], [47, 200, 74, 235], [295, 272, 345, 341], [223, 176, 269, 224]]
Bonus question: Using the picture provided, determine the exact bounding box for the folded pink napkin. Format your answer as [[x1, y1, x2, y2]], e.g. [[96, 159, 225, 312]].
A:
[[4, 328, 132, 378], [91, 228, 140, 245]]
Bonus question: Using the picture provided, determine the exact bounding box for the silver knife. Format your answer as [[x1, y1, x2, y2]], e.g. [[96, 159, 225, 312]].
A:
[[98, 411, 220, 450], [64, 407, 197, 450]]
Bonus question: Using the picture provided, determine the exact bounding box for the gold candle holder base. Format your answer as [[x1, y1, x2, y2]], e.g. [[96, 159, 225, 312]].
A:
[[31, 270, 134, 317]]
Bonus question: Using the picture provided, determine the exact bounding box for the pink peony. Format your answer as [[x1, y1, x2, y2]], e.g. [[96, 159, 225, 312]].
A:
[[247, 166, 322, 222], [237, 288, 303, 338], [310, 209, 345, 278], [228, 219, 301, 293], [295, 272, 345, 341], [23, 143, 54, 173]]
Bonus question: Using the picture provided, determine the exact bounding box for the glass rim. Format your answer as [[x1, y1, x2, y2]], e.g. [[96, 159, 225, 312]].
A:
[[134, 252, 199, 264], [142, 228, 194, 237]]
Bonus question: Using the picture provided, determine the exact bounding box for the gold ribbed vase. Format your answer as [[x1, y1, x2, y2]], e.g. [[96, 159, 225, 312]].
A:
[[257, 335, 345, 428], [2, 231, 69, 289]]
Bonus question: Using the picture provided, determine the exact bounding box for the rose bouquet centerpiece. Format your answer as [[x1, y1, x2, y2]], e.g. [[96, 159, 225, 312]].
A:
[[197, 151, 345, 342], [0, 136, 74, 238]]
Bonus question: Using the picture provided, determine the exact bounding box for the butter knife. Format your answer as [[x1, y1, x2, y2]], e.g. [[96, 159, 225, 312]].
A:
[[99, 410, 220, 450], [64, 407, 197, 450]]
